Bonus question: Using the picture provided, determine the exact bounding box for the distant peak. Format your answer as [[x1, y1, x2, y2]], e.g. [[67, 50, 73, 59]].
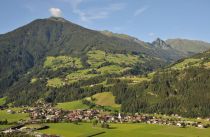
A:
[[152, 38, 171, 49]]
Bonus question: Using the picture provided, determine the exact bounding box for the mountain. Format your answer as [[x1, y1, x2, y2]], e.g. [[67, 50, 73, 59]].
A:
[[0, 17, 209, 107], [114, 49, 210, 117], [152, 38, 171, 50], [0, 17, 182, 105], [166, 38, 210, 55]]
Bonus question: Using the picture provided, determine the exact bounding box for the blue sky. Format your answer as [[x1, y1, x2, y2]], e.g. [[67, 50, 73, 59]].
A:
[[0, 0, 210, 42]]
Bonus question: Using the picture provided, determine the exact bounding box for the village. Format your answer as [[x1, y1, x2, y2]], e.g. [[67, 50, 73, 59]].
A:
[[1, 100, 210, 137]]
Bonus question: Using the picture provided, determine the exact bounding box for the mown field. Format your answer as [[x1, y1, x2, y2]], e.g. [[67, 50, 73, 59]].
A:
[[39, 123, 210, 137], [56, 92, 120, 111], [91, 92, 121, 109], [56, 100, 89, 110], [0, 107, 29, 123]]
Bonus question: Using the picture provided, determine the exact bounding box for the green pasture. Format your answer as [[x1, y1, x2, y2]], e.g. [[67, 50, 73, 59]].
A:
[[0, 108, 29, 123], [56, 100, 89, 110], [39, 123, 210, 137]]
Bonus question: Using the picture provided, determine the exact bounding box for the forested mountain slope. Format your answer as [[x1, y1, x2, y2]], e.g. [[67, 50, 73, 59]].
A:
[[0, 17, 181, 105], [0, 17, 209, 108], [113, 50, 210, 117]]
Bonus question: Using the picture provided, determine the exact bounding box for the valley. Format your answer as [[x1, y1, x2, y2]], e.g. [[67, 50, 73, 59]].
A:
[[0, 11, 210, 137]]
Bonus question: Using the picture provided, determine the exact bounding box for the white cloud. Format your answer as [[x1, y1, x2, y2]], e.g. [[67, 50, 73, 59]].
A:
[[60, 0, 125, 22], [49, 8, 62, 17], [134, 7, 148, 16], [148, 32, 155, 37]]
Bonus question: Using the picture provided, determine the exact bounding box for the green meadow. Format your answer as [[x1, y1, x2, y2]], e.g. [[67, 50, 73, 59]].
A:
[[39, 123, 210, 137], [91, 92, 121, 109], [171, 58, 201, 70], [44, 56, 82, 71], [87, 50, 140, 68], [0, 125, 12, 131], [0, 108, 29, 123], [56, 100, 89, 110]]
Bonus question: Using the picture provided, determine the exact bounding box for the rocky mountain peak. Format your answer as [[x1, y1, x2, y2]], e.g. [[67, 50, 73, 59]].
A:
[[152, 38, 171, 50]]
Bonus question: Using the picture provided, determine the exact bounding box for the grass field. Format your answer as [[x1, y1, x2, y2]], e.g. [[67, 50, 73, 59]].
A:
[[87, 50, 140, 68], [172, 58, 201, 70], [92, 92, 120, 109], [0, 125, 12, 131], [39, 123, 210, 137], [0, 108, 29, 122], [117, 76, 151, 84], [98, 65, 125, 75], [44, 56, 82, 71], [47, 77, 64, 88], [56, 100, 89, 110], [66, 69, 98, 82], [47, 65, 126, 88]]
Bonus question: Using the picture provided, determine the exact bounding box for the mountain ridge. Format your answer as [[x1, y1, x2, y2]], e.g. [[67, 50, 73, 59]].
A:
[[0, 17, 210, 107]]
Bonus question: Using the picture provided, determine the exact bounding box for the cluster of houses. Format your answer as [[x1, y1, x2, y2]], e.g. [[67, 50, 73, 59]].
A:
[[24, 101, 209, 129], [1, 101, 210, 136]]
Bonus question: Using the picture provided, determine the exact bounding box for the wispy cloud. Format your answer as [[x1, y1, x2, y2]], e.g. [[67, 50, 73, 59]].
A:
[[148, 32, 156, 37], [134, 6, 148, 16], [60, 0, 125, 22]]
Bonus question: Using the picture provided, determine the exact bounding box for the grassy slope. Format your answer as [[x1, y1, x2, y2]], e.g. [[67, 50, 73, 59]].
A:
[[47, 78, 64, 88], [171, 58, 201, 70], [0, 108, 29, 122], [166, 39, 210, 54], [56, 100, 89, 110], [39, 123, 210, 137], [87, 50, 140, 68], [92, 92, 120, 108], [55, 92, 120, 110], [44, 56, 82, 71], [46, 50, 137, 87]]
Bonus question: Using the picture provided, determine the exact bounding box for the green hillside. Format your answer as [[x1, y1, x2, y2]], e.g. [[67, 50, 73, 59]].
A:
[[166, 39, 210, 54], [112, 50, 210, 117], [1, 17, 210, 111], [1, 17, 183, 106]]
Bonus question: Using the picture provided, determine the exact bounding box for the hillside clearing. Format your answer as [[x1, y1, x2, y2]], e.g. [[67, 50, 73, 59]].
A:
[[92, 92, 120, 108], [56, 100, 89, 110]]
